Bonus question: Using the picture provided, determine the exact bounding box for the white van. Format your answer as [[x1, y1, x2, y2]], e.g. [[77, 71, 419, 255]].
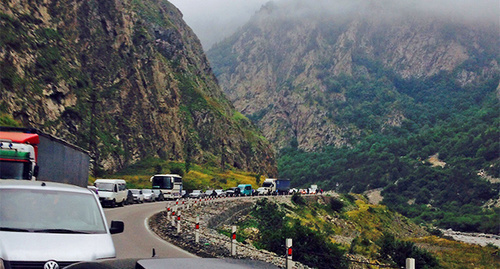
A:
[[94, 179, 127, 207]]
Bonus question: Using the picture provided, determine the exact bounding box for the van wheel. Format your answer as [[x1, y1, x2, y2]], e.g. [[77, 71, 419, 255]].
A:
[[111, 199, 116, 207]]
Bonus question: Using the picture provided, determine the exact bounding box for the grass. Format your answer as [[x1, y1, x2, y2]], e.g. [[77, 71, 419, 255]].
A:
[[92, 158, 264, 191], [410, 236, 500, 269]]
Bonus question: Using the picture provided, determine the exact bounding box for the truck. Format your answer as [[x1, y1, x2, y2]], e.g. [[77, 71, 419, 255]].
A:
[[0, 126, 90, 187], [262, 178, 291, 195]]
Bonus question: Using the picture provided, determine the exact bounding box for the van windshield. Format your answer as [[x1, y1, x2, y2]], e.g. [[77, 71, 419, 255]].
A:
[[0, 189, 107, 234], [95, 182, 114, 192]]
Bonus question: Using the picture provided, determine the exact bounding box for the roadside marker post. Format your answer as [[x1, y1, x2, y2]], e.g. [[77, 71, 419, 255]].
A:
[[177, 210, 181, 234], [286, 238, 294, 269], [195, 216, 200, 243], [406, 258, 415, 269], [231, 226, 237, 256], [171, 208, 176, 227]]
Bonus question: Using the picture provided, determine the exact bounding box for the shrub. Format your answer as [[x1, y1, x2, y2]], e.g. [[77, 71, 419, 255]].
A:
[[330, 198, 344, 212], [378, 234, 439, 268], [288, 219, 347, 269], [291, 192, 306, 205]]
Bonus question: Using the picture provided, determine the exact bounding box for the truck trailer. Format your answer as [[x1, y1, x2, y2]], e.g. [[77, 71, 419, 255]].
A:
[[262, 178, 291, 195], [0, 126, 90, 187]]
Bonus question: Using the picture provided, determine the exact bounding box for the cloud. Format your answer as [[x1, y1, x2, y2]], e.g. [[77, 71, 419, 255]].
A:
[[169, 0, 270, 49], [169, 0, 499, 50]]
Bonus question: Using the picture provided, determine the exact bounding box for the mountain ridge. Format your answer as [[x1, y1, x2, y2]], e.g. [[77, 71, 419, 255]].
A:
[[207, 0, 499, 150], [0, 0, 277, 176]]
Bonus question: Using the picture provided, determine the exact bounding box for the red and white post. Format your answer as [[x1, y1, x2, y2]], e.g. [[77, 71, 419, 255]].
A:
[[286, 238, 293, 269], [231, 226, 237, 256], [195, 216, 200, 243], [176, 210, 181, 234]]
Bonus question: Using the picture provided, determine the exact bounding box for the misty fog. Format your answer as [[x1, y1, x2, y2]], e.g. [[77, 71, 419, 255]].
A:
[[169, 0, 499, 50], [168, 0, 269, 49]]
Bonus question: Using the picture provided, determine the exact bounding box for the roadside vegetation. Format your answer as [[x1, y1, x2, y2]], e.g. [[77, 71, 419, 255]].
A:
[[279, 71, 500, 234], [220, 194, 499, 269], [98, 157, 263, 191]]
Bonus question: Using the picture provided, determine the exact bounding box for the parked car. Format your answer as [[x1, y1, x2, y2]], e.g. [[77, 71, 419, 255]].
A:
[[124, 190, 134, 205], [214, 189, 225, 197], [130, 189, 144, 203], [152, 189, 164, 201], [225, 187, 241, 197], [142, 189, 156, 202], [256, 187, 268, 196], [0, 180, 124, 268], [238, 184, 253, 196], [188, 190, 204, 199], [205, 189, 217, 197]]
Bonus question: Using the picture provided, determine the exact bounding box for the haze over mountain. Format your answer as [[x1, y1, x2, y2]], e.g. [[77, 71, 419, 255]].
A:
[[207, 0, 499, 233], [208, 0, 499, 150], [169, 0, 269, 49]]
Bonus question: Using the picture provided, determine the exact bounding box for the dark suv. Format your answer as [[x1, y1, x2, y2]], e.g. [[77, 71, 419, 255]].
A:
[[225, 187, 241, 197]]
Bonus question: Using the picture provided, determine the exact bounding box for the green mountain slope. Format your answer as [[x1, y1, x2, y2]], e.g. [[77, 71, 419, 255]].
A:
[[0, 0, 276, 176], [207, 0, 500, 233]]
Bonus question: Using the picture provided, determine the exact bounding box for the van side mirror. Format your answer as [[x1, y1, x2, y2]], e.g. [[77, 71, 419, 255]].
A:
[[110, 220, 124, 234]]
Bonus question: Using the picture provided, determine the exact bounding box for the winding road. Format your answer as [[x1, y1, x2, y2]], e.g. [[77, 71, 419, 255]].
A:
[[103, 202, 198, 259]]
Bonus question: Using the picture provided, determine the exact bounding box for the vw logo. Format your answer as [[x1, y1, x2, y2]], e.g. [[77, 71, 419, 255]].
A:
[[44, 260, 59, 269]]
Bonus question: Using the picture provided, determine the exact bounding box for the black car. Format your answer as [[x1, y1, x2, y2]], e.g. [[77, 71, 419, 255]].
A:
[[225, 187, 241, 197], [124, 190, 134, 205]]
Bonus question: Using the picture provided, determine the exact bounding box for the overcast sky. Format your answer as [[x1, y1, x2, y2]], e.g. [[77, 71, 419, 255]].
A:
[[169, 0, 269, 50], [169, 0, 499, 51]]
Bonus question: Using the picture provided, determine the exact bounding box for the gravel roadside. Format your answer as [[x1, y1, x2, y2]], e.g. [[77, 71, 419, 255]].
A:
[[149, 195, 311, 268]]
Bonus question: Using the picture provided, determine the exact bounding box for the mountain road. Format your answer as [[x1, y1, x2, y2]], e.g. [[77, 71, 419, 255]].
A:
[[103, 202, 198, 259]]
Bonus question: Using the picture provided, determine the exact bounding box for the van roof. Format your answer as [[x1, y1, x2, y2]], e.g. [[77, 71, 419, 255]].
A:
[[152, 174, 182, 177], [94, 179, 126, 183]]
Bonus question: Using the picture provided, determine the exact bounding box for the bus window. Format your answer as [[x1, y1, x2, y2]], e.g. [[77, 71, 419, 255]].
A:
[[152, 176, 173, 189]]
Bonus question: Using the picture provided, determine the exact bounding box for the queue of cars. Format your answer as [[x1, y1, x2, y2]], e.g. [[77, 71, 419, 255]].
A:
[[185, 183, 285, 199], [92, 179, 166, 207]]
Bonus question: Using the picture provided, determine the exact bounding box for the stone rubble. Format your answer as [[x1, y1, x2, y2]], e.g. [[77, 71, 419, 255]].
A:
[[149, 195, 312, 268]]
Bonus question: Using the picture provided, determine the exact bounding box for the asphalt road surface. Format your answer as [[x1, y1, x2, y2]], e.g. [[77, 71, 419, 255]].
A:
[[104, 202, 198, 259]]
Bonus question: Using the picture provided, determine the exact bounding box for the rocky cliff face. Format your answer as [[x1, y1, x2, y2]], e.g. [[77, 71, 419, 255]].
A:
[[208, 0, 499, 150], [0, 0, 276, 175]]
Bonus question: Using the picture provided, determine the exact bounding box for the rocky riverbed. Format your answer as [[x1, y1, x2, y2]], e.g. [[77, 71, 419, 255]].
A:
[[441, 229, 500, 247]]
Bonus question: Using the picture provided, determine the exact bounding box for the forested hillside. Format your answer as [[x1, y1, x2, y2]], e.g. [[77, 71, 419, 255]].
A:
[[208, 0, 500, 233], [279, 85, 499, 233]]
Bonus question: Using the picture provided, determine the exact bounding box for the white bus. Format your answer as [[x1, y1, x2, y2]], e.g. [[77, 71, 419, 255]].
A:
[[150, 174, 182, 200]]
